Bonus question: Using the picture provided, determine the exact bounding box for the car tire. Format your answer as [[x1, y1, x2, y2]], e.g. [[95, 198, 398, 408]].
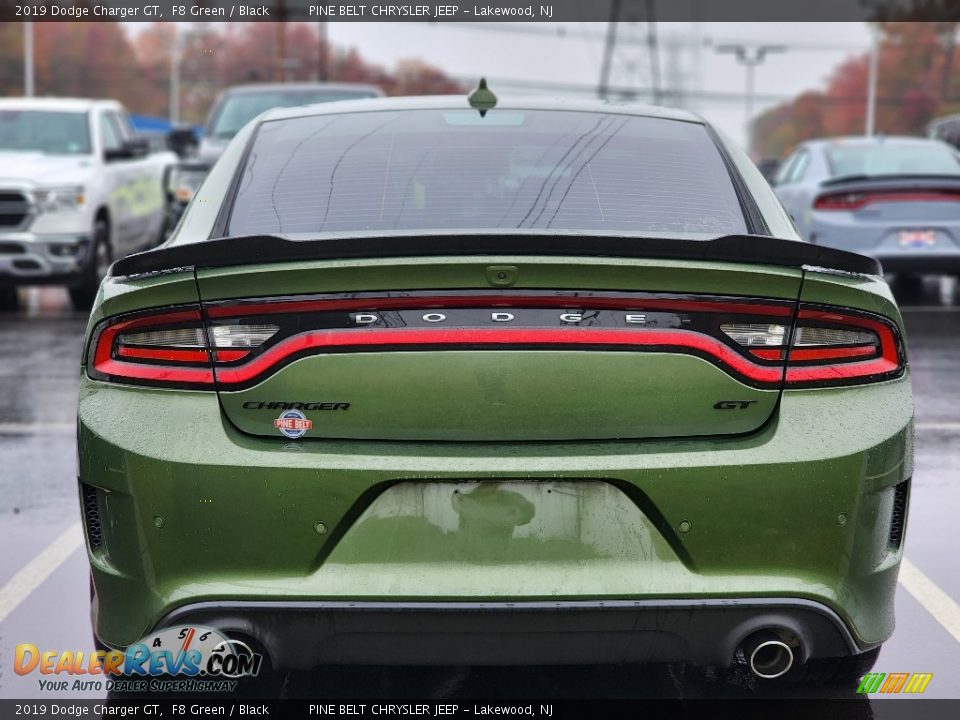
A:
[[0, 287, 18, 312], [892, 273, 925, 300], [790, 646, 881, 686], [69, 218, 111, 311]]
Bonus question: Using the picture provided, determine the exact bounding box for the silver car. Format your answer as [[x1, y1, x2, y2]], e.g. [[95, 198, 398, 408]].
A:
[[773, 136, 960, 277]]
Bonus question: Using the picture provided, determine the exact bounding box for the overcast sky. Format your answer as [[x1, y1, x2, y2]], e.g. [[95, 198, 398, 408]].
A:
[[326, 22, 874, 150]]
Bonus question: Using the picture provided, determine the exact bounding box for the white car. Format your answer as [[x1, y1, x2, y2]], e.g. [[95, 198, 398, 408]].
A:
[[0, 98, 176, 309]]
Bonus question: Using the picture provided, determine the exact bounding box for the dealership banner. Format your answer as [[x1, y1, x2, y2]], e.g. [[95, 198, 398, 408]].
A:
[[2, 699, 960, 719], [5, 0, 960, 22]]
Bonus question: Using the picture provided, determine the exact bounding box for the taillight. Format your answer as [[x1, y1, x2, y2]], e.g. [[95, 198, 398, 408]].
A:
[[87, 294, 904, 390], [87, 307, 278, 388], [722, 305, 904, 387], [814, 188, 960, 211]]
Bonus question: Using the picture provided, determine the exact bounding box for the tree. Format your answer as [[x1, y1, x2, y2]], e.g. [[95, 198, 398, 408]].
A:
[[0, 21, 463, 126], [752, 22, 959, 157]]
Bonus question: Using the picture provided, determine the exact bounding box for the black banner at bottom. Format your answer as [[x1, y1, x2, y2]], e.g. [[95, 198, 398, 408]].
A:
[[3, 699, 960, 720]]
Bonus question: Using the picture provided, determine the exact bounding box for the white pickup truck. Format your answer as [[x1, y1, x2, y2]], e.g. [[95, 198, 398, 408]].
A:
[[0, 98, 176, 309]]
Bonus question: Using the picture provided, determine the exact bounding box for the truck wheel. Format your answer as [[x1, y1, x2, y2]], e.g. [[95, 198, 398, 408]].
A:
[[69, 218, 111, 311], [0, 287, 18, 312]]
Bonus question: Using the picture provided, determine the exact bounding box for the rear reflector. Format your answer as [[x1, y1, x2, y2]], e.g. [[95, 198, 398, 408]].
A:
[[87, 293, 904, 390]]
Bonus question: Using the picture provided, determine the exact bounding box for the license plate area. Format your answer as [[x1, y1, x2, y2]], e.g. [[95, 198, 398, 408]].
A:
[[899, 229, 937, 248]]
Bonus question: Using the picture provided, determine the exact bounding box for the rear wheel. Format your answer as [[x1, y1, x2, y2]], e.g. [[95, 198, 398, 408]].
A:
[[891, 273, 925, 300], [69, 218, 111, 311], [0, 287, 18, 312]]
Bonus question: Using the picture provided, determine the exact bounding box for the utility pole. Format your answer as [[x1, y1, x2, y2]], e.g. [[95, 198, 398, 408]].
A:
[[317, 15, 330, 81], [147, 26, 210, 125], [170, 30, 181, 124], [715, 44, 786, 146], [644, 0, 661, 104], [598, 0, 662, 103], [865, 25, 879, 136], [277, 0, 288, 82], [598, 0, 621, 99], [23, 22, 34, 97]]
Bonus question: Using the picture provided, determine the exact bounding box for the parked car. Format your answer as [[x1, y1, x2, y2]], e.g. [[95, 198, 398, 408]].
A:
[[927, 113, 960, 149], [166, 82, 384, 226], [79, 95, 912, 684], [0, 98, 176, 310], [773, 136, 960, 283]]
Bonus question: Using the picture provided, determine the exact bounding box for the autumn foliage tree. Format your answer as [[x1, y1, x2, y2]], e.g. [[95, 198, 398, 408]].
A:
[[753, 22, 959, 158], [0, 22, 463, 125]]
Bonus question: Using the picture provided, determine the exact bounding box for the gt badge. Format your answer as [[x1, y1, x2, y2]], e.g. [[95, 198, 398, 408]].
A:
[[274, 409, 313, 439]]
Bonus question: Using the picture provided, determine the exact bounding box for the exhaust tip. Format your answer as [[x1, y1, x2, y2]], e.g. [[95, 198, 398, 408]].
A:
[[741, 630, 796, 680]]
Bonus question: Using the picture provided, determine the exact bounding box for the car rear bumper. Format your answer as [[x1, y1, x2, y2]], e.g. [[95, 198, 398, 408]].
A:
[[141, 598, 858, 669], [78, 373, 913, 665], [0, 231, 92, 284], [874, 252, 960, 274]]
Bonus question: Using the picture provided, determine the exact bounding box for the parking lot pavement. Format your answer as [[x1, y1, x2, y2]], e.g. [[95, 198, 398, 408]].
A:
[[0, 283, 958, 701]]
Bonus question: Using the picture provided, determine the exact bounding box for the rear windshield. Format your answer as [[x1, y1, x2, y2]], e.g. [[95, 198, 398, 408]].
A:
[[208, 89, 379, 140], [227, 109, 747, 237], [826, 142, 960, 177]]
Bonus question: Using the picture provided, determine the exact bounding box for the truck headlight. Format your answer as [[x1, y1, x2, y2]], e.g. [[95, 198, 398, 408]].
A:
[[34, 186, 86, 213], [168, 165, 209, 204]]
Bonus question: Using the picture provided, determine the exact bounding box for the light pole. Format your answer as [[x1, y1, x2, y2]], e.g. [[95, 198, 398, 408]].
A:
[[865, 25, 880, 136], [170, 31, 182, 124], [716, 44, 786, 144], [23, 21, 34, 97], [146, 26, 211, 125]]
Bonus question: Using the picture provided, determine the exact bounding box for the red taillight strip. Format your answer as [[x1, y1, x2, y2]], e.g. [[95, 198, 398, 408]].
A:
[[114, 347, 252, 364], [815, 190, 960, 211], [117, 346, 211, 363], [92, 359, 214, 384], [750, 344, 878, 362], [206, 294, 793, 319], [214, 327, 784, 386], [785, 358, 901, 383]]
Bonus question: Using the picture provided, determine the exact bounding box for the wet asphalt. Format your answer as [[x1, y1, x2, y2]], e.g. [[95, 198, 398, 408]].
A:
[[0, 279, 957, 705]]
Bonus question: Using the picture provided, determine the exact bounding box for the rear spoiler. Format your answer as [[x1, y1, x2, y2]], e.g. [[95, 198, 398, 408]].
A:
[[111, 233, 882, 278], [820, 173, 960, 189]]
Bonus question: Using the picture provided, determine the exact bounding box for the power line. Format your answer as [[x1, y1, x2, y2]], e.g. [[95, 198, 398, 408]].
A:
[[436, 22, 866, 53], [449, 73, 914, 107]]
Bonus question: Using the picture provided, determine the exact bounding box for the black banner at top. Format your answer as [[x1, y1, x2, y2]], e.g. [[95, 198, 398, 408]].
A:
[[3, 0, 960, 23]]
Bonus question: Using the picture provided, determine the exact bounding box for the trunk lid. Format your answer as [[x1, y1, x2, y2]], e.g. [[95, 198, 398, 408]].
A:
[[195, 255, 802, 441]]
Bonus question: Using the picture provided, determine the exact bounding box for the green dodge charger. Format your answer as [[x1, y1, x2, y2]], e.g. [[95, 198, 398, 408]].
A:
[[78, 94, 913, 683]]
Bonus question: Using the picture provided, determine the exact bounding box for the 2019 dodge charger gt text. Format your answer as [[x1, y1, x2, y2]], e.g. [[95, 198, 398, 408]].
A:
[[78, 95, 913, 684]]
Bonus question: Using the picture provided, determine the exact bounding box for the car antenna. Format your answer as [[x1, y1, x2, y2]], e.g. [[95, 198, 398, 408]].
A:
[[468, 78, 497, 118]]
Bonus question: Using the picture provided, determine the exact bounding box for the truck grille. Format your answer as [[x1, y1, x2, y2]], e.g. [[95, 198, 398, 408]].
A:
[[0, 191, 30, 229]]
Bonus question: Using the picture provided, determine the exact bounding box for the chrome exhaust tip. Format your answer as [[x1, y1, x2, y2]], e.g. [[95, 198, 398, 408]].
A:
[[741, 630, 795, 679]]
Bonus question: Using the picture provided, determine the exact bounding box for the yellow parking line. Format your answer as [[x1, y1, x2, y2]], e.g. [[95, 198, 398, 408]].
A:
[[0, 523, 83, 625], [899, 557, 960, 645]]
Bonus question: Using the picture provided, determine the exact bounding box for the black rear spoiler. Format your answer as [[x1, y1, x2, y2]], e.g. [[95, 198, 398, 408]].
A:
[[111, 233, 882, 278]]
